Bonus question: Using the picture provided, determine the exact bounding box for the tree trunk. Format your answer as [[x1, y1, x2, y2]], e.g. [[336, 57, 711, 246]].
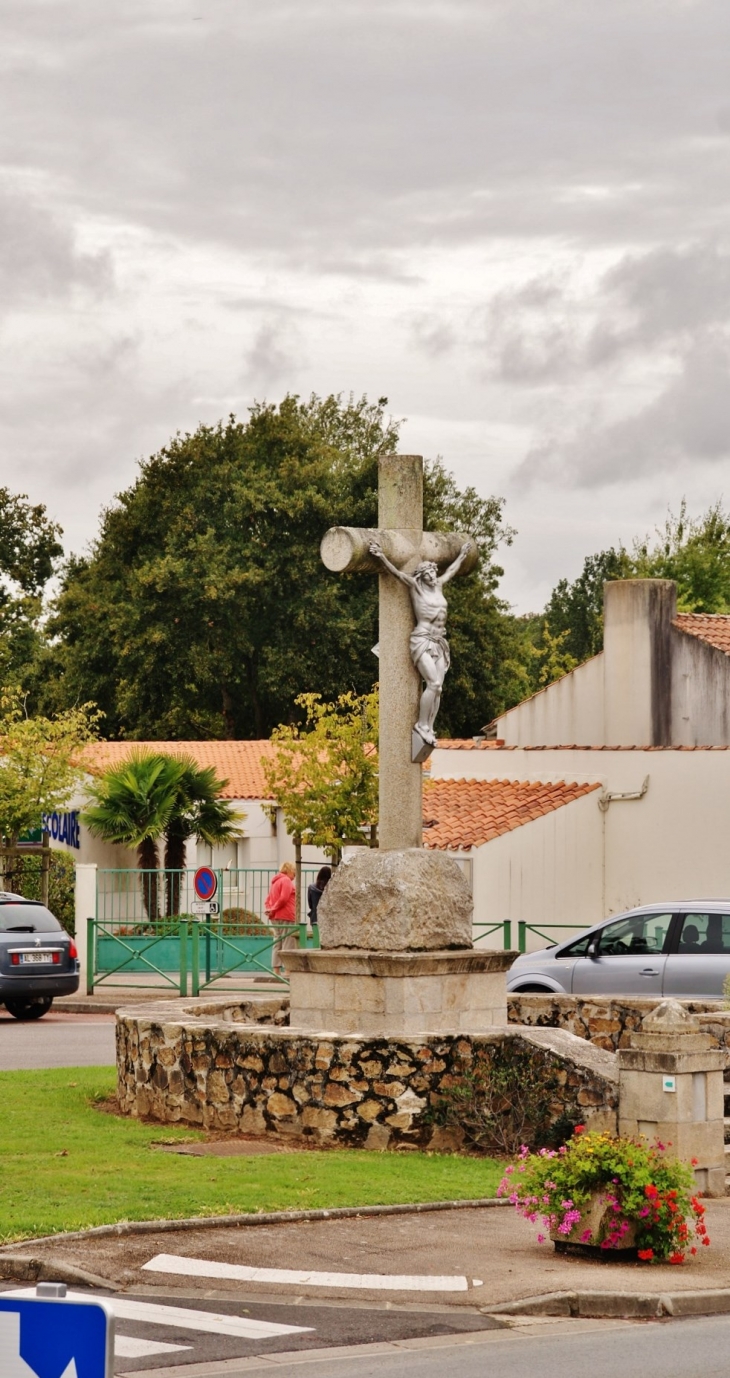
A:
[[138, 837, 159, 920], [164, 829, 187, 916], [221, 685, 236, 739]]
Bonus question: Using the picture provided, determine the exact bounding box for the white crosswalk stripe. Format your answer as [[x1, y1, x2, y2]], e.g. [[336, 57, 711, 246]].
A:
[[143, 1251, 470, 1292], [9, 1288, 313, 1341]]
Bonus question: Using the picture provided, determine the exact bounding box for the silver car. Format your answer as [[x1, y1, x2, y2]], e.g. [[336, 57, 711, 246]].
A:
[[507, 902, 730, 999]]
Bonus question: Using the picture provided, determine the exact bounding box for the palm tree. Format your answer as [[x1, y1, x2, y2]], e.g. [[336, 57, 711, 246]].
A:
[[81, 753, 186, 919], [163, 759, 241, 915]]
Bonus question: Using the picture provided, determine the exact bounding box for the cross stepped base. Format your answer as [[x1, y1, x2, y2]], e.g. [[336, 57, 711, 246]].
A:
[[283, 947, 514, 1035]]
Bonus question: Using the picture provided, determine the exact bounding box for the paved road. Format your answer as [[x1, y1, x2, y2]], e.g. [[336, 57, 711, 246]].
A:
[[0, 1011, 116, 1069], [135, 1312, 730, 1378]]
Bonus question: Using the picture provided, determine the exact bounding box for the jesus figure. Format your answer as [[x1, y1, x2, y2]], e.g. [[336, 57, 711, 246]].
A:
[[368, 537, 474, 748]]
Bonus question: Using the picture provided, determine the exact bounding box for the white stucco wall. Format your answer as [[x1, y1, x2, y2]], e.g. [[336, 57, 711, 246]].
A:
[[432, 744, 730, 946], [670, 628, 730, 746], [494, 654, 605, 747]]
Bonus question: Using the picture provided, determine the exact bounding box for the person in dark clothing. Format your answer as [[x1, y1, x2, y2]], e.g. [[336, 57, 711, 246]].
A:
[[307, 866, 332, 925]]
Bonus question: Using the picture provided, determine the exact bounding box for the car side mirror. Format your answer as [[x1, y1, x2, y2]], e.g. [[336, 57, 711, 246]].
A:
[[587, 939, 598, 959]]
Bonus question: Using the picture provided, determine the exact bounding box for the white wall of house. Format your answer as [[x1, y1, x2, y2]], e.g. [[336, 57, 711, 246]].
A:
[[431, 744, 730, 948], [493, 580, 730, 750]]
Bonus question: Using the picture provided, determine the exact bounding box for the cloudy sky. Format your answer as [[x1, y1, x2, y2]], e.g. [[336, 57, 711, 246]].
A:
[[2, 0, 730, 611]]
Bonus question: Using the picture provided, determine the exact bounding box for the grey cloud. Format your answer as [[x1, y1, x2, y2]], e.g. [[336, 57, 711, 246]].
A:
[[516, 332, 730, 490], [3, 0, 730, 269], [242, 317, 305, 391], [0, 186, 111, 308]]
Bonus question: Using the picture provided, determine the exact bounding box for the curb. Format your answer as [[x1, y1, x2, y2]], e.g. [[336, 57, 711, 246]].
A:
[[0, 1196, 509, 1256], [0, 1254, 121, 1292], [483, 1287, 730, 1320]]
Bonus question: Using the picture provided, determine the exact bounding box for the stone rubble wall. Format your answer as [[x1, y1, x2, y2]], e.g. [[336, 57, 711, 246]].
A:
[[508, 993, 730, 1055], [116, 1001, 618, 1149]]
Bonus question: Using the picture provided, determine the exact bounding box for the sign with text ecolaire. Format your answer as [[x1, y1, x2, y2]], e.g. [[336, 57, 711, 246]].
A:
[[41, 811, 81, 850], [0, 1294, 114, 1378]]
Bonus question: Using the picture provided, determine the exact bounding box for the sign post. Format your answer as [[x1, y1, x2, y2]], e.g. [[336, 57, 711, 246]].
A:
[[0, 1285, 114, 1377], [192, 866, 219, 916]]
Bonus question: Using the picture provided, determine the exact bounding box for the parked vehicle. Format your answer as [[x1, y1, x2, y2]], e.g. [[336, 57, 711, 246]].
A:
[[0, 894, 79, 1019], [508, 902, 730, 999]]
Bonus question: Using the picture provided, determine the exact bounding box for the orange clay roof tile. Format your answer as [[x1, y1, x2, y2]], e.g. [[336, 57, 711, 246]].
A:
[[421, 777, 600, 852], [80, 740, 278, 799], [674, 613, 730, 656]]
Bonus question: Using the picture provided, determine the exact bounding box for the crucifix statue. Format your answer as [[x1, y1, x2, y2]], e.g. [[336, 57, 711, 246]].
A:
[[320, 454, 477, 852]]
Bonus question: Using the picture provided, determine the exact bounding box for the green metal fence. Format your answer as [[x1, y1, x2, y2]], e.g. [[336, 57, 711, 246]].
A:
[[89, 866, 323, 994]]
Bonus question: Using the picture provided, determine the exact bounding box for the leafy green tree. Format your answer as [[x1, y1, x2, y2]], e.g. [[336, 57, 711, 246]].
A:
[[43, 395, 519, 741], [632, 501, 730, 612], [163, 759, 241, 914], [542, 547, 632, 668], [262, 690, 379, 865], [0, 490, 63, 693], [82, 753, 186, 918], [0, 692, 99, 881]]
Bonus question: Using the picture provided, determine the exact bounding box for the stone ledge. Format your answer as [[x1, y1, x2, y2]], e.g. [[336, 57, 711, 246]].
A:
[[284, 948, 516, 976]]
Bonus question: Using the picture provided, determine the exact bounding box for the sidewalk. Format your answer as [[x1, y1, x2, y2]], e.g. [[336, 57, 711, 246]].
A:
[[5, 1199, 730, 1316], [55, 984, 286, 1015]]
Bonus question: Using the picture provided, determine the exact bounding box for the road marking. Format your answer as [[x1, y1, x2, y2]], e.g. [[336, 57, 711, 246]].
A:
[[143, 1251, 470, 1292], [115, 1337, 191, 1358], [9, 1290, 312, 1340]]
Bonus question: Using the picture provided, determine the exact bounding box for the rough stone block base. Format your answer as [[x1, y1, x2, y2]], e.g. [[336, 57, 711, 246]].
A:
[[283, 948, 514, 1034]]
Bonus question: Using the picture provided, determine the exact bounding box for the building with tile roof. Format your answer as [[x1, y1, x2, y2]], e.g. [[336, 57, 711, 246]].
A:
[[489, 580, 730, 749]]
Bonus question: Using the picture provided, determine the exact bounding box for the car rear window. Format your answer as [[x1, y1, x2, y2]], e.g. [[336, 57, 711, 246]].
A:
[[0, 904, 62, 933]]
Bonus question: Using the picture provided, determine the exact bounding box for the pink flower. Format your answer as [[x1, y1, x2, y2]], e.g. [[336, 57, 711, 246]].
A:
[[579, 1229, 592, 1243], [537, 1234, 546, 1244]]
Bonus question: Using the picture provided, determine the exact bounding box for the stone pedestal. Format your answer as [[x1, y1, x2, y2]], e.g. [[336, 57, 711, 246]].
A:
[[283, 948, 514, 1034], [291, 848, 512, 1036], [618, 999, 726, 1197]]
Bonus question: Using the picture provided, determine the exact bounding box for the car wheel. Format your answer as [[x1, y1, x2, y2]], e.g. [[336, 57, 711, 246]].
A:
[[4, 997, 53, 1020]]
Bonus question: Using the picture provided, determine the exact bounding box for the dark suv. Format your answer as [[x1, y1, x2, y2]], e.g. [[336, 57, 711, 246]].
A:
[[0, 894, 79, 1019]]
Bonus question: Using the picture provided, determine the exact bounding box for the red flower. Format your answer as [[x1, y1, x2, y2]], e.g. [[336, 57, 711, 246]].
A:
[[669, 1252, 685, 1265], [691, 1157, 699, 1166], [690, 1247, 697, 1256], [637, 1249, 654, 1261], [574, 1125, 585, 1134], [702, 1236, 711, 1247], [644, 1184, 659, 1199]]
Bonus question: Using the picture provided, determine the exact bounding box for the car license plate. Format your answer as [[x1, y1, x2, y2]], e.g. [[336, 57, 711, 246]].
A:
[[19, 952, 53, 964]]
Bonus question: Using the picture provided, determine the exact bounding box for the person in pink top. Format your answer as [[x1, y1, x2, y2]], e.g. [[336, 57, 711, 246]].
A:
[[265, 861, 297, 974]]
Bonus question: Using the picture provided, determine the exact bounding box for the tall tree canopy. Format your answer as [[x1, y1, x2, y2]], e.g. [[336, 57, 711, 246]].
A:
[[44, 394, 517, 740], [0, 489, 63, 691]]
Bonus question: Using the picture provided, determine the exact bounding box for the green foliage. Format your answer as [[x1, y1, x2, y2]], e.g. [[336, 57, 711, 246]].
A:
[[539, 501, 730, 686], [0, 691, 99, 848], [0, 1067, 503, 1241], [542, 547, 631, 668], [431, 1044, 566, 1154], [263, 690, 379, 859], [0, 489, 63, 696], [632, 500, 730, 612], [42, 395, 517, 741], [501, 1129, 707, 1262], [8, 851, 75, 934]]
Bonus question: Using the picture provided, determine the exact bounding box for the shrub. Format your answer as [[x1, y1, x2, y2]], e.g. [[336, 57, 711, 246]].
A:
[[430, 1044, 574, 1154], [499, 1129, 708, 1263], [8, 852, 75, 934]]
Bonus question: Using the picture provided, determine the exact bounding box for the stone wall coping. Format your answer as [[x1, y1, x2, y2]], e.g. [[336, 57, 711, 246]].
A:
[[284, 948, 517, 976], [520, 1026, 619, 1081]]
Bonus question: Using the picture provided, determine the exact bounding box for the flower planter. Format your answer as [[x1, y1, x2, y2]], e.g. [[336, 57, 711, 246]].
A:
[[551, 1192, 638, 1259]]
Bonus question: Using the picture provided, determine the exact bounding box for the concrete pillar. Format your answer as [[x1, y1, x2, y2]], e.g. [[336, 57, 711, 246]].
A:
[[377, 455, 423, 851], [74, 863, 97, 993], [603, 579, 677, 746], [618, 998, 726, 1197]]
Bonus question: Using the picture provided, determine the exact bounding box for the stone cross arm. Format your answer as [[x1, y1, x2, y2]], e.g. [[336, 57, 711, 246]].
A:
[[320, 526, 478, 576]]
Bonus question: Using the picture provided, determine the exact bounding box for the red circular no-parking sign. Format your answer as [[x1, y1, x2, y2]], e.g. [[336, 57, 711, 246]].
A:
[[193, 866, 218, 901]]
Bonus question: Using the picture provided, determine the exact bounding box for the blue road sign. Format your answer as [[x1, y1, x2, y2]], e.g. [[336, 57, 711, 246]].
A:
[[0, 1296, 113, 1378], [193, 866, 217, 900]]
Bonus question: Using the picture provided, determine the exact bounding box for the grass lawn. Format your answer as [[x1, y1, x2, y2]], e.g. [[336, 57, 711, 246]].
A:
[[1, 1067, 502, 1242]]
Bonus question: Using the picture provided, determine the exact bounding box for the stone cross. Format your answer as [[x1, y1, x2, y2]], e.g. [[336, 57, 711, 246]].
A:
[[320, 454, 476, 852]]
